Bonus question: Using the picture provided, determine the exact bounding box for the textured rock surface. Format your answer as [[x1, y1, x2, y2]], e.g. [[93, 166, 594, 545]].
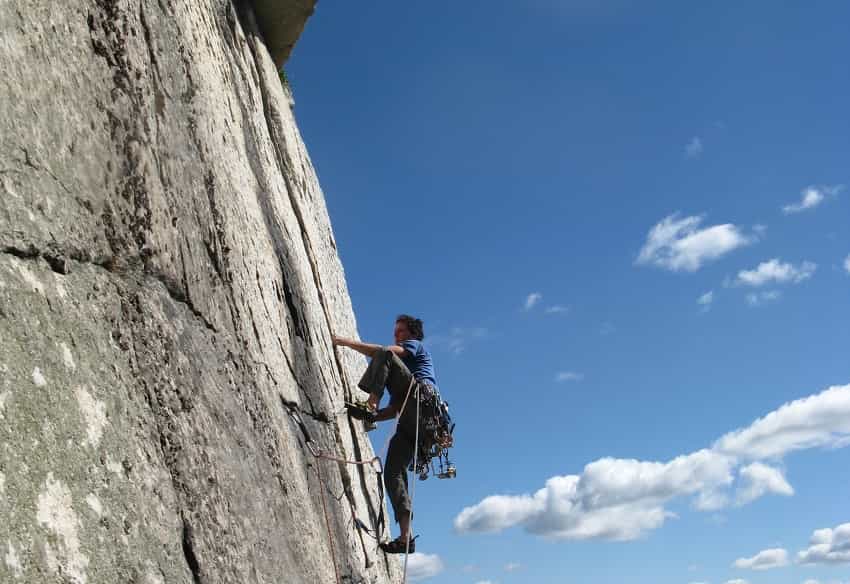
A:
[[0, 1, 398, 582]]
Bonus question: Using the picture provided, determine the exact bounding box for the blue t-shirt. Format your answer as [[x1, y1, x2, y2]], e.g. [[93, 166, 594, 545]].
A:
[[400, 339, 438, 388]]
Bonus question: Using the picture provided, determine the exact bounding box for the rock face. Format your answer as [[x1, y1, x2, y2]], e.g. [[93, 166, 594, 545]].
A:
[[0, 1, 399, 583]]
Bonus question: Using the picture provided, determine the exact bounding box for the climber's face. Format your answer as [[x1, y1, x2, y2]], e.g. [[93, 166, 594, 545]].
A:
[[394, 321, 412, 345]]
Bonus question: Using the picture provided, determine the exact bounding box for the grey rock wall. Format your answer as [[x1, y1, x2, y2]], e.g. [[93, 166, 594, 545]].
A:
[[0, 1, 399, 582]]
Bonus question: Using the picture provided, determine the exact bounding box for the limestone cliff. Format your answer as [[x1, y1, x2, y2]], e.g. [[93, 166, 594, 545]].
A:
[[0, 1, 398, 582]]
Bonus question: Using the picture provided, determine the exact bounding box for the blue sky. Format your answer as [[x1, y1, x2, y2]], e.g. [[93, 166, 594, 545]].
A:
[[286, 2, 850, 583]]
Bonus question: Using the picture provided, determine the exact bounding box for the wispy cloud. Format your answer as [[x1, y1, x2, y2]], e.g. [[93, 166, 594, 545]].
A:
[[746, 291, 781, 307], [782, 185, 843, 214], [736, 259, 816, 287], [685, 136, 704, 159], [725, 580, 749, 584], [545, 305, 570, 314], [698, 291, 714, 312], [504, 562, 522, 572], [734, 462, 793, 505], [427, 327, 490, 355], [733, 548, 789, 570], [556, 372, 584, 383], [524, 292, 543, 311], [636, 214, 755, 272], [407, 553, 444, 582], [454, 384, 850, 541], [844, 254, 850, 274], [797, 523, 850, 565]]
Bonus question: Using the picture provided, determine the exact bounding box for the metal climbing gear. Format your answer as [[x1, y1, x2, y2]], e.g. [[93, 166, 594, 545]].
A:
[[408, 383, 456, 481]]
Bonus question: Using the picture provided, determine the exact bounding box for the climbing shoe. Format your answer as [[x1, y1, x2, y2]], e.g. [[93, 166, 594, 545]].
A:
[[379, 535, 417, 554], [345, 401, 377, 431]]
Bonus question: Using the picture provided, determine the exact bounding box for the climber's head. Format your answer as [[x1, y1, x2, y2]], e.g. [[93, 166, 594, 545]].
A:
[[395, 314, 424, 343]]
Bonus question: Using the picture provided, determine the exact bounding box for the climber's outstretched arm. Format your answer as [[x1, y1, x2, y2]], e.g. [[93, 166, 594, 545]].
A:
[[332, 336, 407, 359]]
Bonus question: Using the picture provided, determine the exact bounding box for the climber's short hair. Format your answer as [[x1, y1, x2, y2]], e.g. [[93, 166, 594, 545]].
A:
[[396, 314, 424, 340]]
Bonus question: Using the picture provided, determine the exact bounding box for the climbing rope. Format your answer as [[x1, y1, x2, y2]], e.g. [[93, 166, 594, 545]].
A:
[[314, 460, 340, 584], [402, 382, 420, 581], [283, 375, 420, 583]]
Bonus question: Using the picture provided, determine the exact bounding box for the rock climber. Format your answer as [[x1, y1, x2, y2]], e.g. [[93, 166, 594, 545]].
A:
[[332, 314, 439, 554]]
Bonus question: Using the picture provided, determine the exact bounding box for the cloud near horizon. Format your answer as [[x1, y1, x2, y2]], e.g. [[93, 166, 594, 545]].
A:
[[733, 548, 789, 570], [636, 214, 755, 272], [406, 553, 444, 582], [454, 384, 850, 541], [797, 523, 850, 565]]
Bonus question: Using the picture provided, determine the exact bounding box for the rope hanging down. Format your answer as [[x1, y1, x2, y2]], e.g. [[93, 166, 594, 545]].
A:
[[402, 383, 420, 581], [282, 375, 419, 583]]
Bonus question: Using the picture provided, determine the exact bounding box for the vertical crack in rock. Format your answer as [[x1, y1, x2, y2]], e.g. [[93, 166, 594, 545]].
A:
[[181, 517, 203, 584], [237, 9, 389, 571]]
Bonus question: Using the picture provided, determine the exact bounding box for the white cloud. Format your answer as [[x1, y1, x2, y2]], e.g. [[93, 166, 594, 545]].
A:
[[733, 548, 789, 570], [685, 137, 704, 159], [474, 581, 496, 584], [406, 553, 444, 582], [454, 450, 733, 540], [545, 305, 569, 314], [455, 384, 850, 541], [504, 562, 521, 571], [725, 579, 749, 584], [556, 372, 583, 383], [693, 489, 729, 511], [524, 293, 542, 311], [714, 384, 850, 460], [735, 462, 793, 505], [797, 523, 850, 565], [636, 214, 754, 272], [736, 259, 816, 287], [746, 290, 781, 307], [783, 187, 824, 214], [782, 185, 843, 214], [844, 254, 850, 274]]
